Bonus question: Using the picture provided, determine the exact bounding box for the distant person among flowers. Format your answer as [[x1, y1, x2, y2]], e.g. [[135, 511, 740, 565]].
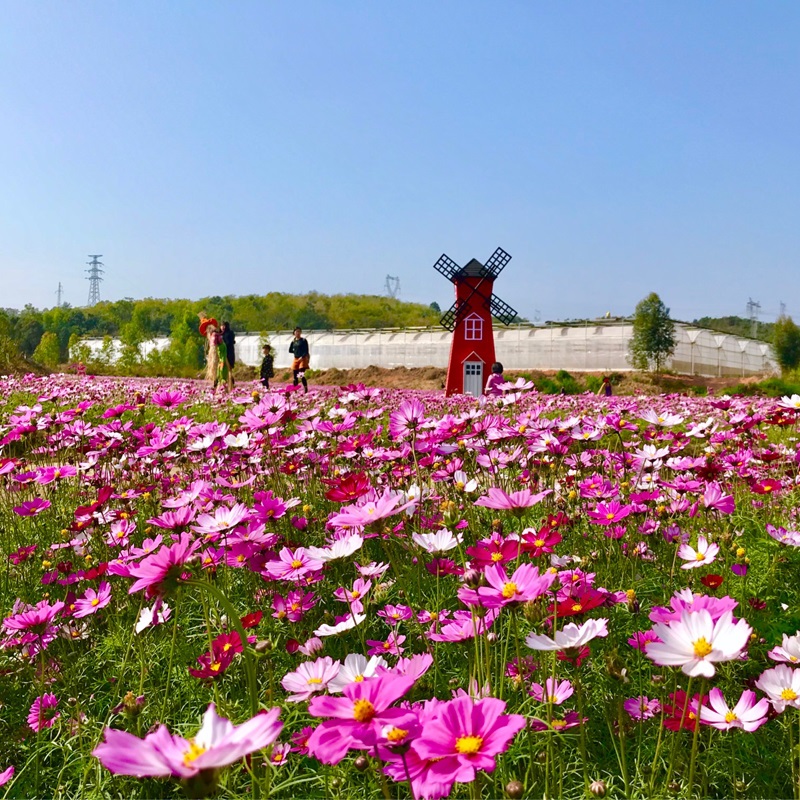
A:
[[484, 362, 505, 397], [289, 327, 310, 393], [260, 344, 275, 390], [199, 316, 232, 392], [221, 322, 236, 383], [598, 375, 613, 397]]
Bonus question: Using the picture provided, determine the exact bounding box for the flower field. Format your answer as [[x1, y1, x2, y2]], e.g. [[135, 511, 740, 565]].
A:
[[2, 374, 800, 799]]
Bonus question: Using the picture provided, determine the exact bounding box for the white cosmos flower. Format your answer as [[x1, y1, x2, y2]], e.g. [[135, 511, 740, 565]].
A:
[[777, 394, 800, 410], [526, 618, 609, 651], [223, 432, 250, 448], [135, 602, 171, 634], [411, 528, 463, 554], [677, 535, 719, 569], [314, 613, 367, 638], [453, 470, 478, 493], [755, 664, 800, 713], [327, 653, 387, 693], [767, 631, 800, 664], [645, 609, 751, 678], [306, 534, 364, 562]]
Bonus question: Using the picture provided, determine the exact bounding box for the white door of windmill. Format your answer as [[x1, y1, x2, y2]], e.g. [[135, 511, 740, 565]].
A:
[[463, 361, 484, 397]]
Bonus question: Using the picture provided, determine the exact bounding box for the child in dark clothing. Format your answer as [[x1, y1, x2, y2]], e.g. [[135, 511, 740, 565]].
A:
[[260, 344, 275, 390]]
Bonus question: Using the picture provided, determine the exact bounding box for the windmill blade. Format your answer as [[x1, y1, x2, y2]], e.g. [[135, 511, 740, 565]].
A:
[[433, 253, 462, 282], [439, 302, 460, 331], [483, 247, 511, 279], [489, 294, 518, 325]]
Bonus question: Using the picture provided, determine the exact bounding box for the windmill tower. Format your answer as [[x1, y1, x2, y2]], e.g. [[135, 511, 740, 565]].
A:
[[86, 255, 104, 305], [433, 247, 518, 396]]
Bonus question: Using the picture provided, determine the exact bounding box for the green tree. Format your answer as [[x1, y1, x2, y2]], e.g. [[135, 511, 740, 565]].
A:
[[772, 315, 800, 374], [32, 332, 61, 367], [629, 292, 677, 372]]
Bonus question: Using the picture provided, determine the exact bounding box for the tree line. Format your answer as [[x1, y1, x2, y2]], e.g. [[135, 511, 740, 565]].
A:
[[0, 293, 441, 373]]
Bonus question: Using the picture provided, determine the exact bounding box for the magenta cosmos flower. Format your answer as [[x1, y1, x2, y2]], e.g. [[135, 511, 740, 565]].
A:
[[72, 582, 112, 618], [127, 533, 201, 594], [93, 703, 282, 779], [28, 693, 60, 732], [458, 562, 556, 609], [12, 498, 51, 516], [410, 696, 525, 787], [306, 674, 416, 764], [699, 688, 769, 731]]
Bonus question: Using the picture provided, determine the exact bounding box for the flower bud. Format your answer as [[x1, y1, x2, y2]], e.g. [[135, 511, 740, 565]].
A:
[[354, 755, 369, 772], [505, 781, 524, 798], [590, 780, 606, 797], [462, 569, 483, 589]]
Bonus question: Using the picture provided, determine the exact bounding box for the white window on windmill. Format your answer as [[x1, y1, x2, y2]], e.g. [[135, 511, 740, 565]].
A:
[[463, 313, 483, 341]]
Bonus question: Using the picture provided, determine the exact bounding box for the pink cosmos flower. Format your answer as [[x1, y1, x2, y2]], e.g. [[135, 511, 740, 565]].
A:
[[28, 693, 60, 732], [587, 500, 633, 526], [428, 609, 500, 643], [410, 696, 526, 789], [263, 547, 323, 582], [458, 562, 556, 609], [0, 766, 13, 787], [327, 489, 416, 529], [702, 482, 735, 514], [623, 696, 661, 720], [3, 599, 65, 654], [151, 389, 187, 408], [677, 535, 720, 569], [72, 582, 112, 618], [35, 465, 78, 484], [755, 665, 800, 713], [530, 711, 585, 732], [366, 632, 406, 657], [127, 533, 201, 595], [306, 674, 416, 764], [698, 688, 769, 731], [281, 656, 341, 702], [388, 398, 426, 440], [93, 703, 282, 778], [645, 610, 751, 678], [474, 487, 551, 512], [13, 498, 51, 516], [530, 678, 574, 705]]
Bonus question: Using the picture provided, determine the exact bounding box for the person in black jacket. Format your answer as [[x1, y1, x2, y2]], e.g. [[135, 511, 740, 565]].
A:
[[260, 344, 275, 390], [288, 327, 309, 393], [221, 322, 236, 385]]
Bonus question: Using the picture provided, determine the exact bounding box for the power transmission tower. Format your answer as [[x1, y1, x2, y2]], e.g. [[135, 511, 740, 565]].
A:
[[56, 282, 63, 308], [780, 301, 787, 317], [86, 255, 104, 305], [385, 275, 400, 299], [746, 297, 761, 338]]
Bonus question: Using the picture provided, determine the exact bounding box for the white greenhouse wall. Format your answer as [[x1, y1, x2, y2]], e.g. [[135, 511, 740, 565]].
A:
[[74, 322, 777, 378]]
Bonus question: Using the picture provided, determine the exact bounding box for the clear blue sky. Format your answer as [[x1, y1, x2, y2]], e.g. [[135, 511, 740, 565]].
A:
[[2, 2, 798, 325]]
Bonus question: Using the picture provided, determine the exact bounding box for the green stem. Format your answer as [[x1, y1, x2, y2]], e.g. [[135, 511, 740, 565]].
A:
[[184, 578, 259, 717], [686, 679, 705, 795]]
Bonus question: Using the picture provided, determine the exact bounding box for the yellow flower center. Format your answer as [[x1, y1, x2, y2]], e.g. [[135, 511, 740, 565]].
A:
[[781, 688, 798, 701], [724, 712, 738, 723], [534, 539, 546, 548], [353, 699, 375, 722], [695, 552, 706, 561], [551, 720, 566, 729], [351, 591, 361, 599], [290, 559, 303, 569], [502, 582, 518, 599], [491, 552, 504, 562], [571, 603, 582, 612], [183, 740, 208, 765], [91, 598, 100, 607], [386, 727, 408, 742], [455, 735, 483, 754], [307, 677, 322, 684], [354, 674, 364, 682], [210, 662, 222, 672], [606, 513, 616, 520], [693, 637, 713, 658]]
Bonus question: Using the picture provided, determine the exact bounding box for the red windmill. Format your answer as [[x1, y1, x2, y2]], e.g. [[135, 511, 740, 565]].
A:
[[433, 247, 518, 396]]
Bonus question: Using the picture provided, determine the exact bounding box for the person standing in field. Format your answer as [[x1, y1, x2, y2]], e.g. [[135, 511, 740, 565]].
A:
[[288, 327, 310, 393], [221, 321, 236, 385], [260, 343, 275, 390], [598, 375, 613, 397]]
